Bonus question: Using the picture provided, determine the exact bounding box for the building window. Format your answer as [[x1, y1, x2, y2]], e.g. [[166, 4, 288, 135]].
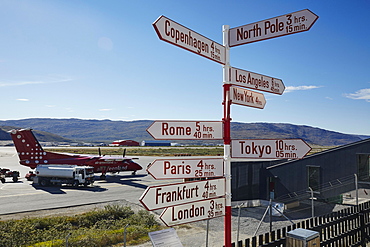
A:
[[358, 154, 370, 182], [307, 166, 320, 192]]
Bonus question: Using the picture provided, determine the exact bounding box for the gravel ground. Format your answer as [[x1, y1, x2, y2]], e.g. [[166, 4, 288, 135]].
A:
[[131, 199, 353, 247]]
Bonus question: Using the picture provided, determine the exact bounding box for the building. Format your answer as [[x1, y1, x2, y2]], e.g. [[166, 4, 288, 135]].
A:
[[141, 140, 171, 146], [231, 138, 370, 204], [110, 140, 140, 146]]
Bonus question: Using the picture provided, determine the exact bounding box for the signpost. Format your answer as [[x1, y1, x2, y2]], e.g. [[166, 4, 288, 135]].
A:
[[229, 67, 285, 95], [153, 15, 226, 64], [139, 178, 225, 211], [229, 9, 319, 47], [231, 139, 311, 159], [160, 197, 225, 226], [147, 158, 224, 180], [230, 86, 266, 109], [150, 10, 318, 247], [147, 120, 223, 140]]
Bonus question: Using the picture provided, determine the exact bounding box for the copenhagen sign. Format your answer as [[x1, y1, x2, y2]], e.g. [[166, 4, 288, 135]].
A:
[[139, 178, 225, 211], [229, 9, 319, 47], [147, 158, 224, 180], [147, 120, 223, 140], [153, 15, 226, 64], [160, 197, 225, 226], [231, 139, 311, 159]]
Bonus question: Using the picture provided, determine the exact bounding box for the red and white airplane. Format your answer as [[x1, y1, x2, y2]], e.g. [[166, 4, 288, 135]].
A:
[[9, 128, 143, 179]]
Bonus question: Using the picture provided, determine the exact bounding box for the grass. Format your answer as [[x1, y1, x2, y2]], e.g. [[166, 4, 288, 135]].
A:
[[45, 145, 334, 157], [0, 205, 161, 247]]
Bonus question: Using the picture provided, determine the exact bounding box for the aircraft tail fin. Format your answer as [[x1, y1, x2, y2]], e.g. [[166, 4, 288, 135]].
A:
[[9, 128, 46, 165]]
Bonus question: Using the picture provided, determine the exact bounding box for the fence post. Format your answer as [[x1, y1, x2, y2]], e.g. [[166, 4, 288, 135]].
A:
[[65, 233, 71, 247], [124, 224, 129, 247]]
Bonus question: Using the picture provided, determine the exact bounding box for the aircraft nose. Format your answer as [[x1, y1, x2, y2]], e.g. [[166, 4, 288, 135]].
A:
[[134, 162, 143, 170]]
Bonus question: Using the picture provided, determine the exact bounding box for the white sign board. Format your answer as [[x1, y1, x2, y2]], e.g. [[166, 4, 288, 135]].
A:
[[229, 9, 319, 47], [147, 158, 224, 180], [160, 197, 225, 226], [230, 86, 266, 109], [149, 228, 183, 247], [139, 178, 225, 211], [153, 15, 226, 64], [229, 67, 285, 95], [231, 139, 311, 159], [147, 120, 223, 140]]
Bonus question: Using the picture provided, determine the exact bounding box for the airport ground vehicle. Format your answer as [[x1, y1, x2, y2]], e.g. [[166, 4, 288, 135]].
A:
[[33, 165, 94, 187], [0, 168, 20, 183]]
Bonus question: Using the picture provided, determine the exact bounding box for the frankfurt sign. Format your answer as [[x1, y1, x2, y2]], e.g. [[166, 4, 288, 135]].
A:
[[139, 178, 225, 211]]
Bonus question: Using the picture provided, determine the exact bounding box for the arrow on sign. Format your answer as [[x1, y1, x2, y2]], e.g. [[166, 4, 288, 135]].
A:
[[147, 120, 223, 140], [230, 86, 266, 109], [153, 15, 226, 64], [229, 67, 285, 95], [147, 158, 224, 180], [160, 197, 225, 227], [231, 139, 311, 159], [139, 178, 225, 211], [229, 9, 319, 47]]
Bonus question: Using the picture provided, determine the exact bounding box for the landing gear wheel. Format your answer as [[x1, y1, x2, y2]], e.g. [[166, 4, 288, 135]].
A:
[[40, 179, 48, 187], [100, 174, 106, 180], [1, 178, 5, 183], [132, 171, 136, 175], [12, 176, 18, 182]]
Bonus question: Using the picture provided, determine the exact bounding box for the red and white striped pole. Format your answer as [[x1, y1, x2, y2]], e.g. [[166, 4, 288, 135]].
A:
[[222, 24, 232, 247]]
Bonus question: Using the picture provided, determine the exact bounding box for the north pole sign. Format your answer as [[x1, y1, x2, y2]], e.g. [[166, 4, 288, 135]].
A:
[[153, 15, 226, 64], [139, 178, 225, 211], [147, 158, 224, 179], [160, 197, 225, 226], [231, 139, 311, 159], [147, 120, 223, 140], [229, 9, 318, 47], [229, 67, 285, 95], [230, 86, 266, 109]]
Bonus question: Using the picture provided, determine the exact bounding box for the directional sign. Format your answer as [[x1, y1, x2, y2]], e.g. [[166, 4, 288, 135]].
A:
[[229, 9, 319, 47], [147, 120, 223, 140], [160, 197, 225, 227], [230, 86, 266, 109], [147, 158, 224, 180], [153, 15, 226, 64], [231, 139, 311, 159], [139, 178, 225, 211], [229, 67, 285, 95]]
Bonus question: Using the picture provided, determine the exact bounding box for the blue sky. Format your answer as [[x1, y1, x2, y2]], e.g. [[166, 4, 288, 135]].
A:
[[1, 0, 370, 135]]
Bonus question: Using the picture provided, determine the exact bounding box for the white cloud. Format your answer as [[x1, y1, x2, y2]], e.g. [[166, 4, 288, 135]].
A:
[[0, 75, 73, 87], [284, 85, 322, 93], [16, 98, 29, 101], [99, 109, 112, 111], [345, 88, 370, 102]]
